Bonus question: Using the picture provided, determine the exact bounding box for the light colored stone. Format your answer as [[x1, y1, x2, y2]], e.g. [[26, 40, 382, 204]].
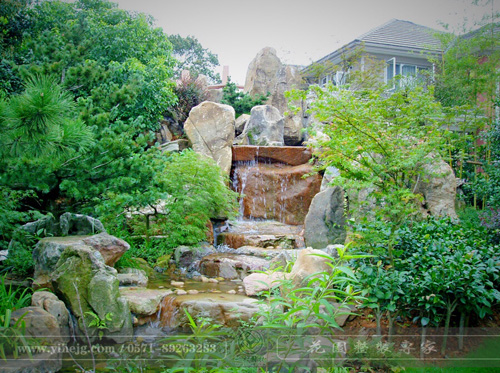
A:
[[243, 105, 284, 146], [168, 293, 260, 328], [119, 288, 173, 316], [184, 101, 235, 175], [289, 248, 334, 288], [284, 115, 304, 146], [176, 289, 187, 295], [243, 272, 289, 296], [304, 186, 347, 250], [244, 47, 303, 116], [171, 281, 185, 287], [11, 307, 62, 344], [416, 156, 458, 219], [187, 290, 199, 295]]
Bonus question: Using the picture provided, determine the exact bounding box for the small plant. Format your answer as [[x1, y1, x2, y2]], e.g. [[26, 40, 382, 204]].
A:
[[0, 309, 33, 361], [85, 311, 113, 340], [159, 309, 227, 371], [0, 274, 32, 317]]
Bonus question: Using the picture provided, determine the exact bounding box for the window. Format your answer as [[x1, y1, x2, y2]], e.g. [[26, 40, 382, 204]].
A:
[[386, 58, 428, 89], [318, 71, 349, 87]]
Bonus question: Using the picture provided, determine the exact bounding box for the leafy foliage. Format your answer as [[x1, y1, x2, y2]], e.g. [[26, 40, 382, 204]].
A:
[[105, 150, 238, 263], [354, 217, 500, 352], [289, 83, 450, 263], [221, 78, 269, 117]]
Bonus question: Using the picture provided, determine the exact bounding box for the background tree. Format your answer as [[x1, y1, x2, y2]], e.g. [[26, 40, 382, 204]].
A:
[[168, 34, 221, 84], [289, 84, 450, 263], [0, 0, 237, 266]]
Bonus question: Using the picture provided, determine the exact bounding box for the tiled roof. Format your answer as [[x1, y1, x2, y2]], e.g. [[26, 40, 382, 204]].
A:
[[356, 19, 443, 51]]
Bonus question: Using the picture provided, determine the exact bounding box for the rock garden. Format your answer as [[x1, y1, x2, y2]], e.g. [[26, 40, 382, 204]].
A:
[[0, 1, 499, 372]]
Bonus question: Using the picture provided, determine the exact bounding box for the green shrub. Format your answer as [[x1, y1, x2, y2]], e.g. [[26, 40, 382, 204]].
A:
[[104, 150, 238, 263], [221, 78, 269, 117]]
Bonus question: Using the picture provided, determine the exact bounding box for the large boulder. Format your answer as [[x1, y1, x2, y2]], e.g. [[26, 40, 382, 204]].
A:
[[50, 244, 132, 343], [242, 105, 284, 146], [416, 156, 458, 219], [33, 233, 129, 287], [244, 47, 302, 115], [304, 187, 347, 250], [31, 291, 71, 343], [184, 101, 235, 175], [289, 248, 334, 288]]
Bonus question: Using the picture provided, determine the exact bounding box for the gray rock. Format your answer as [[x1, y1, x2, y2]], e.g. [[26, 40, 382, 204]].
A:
[[244, 47, 303, 115], [59, 212, 106, 236], [304, 186, 347, 250], [31, 291, 71, 343], [174, 244, 216, 268], [283, 114, 304, 146], [243, 105, 284, 146], [119, 288, 173, 316], [320, 166, 341, 191], [199, 253, 271, 280], [184, 101, 235, 175]]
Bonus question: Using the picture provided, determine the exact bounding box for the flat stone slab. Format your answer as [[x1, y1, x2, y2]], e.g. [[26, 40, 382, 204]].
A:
[[164, 293, 261, 328], [218, 220, 305, 249], [232, 145, 312, 166], [119, 288, 173, 316]]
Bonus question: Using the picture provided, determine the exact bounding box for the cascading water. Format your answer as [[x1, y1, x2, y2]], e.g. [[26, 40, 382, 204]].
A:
[[218, 145, 322, 249]]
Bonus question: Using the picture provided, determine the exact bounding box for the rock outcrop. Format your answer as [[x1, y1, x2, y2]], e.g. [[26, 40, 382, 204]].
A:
[[244, 47, 304, 145], [304, 186, 347, 249], [184, 101, 235, 175]]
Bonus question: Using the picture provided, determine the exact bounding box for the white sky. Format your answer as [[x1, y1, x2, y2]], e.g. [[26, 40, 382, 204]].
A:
[[115, 0, 498, 85]]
